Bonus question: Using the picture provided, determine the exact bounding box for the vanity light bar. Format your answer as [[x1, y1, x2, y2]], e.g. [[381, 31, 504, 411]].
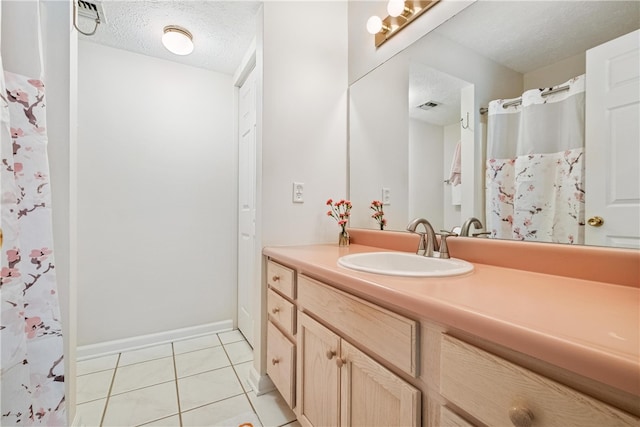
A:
[[373, 0, 440, 48]]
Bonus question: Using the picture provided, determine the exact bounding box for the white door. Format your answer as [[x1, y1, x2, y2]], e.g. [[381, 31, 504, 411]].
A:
[[585, 30, 640, 248], [237, 66, 257, 346]]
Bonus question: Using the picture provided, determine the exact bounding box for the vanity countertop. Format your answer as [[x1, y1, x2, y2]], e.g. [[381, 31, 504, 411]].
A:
[[263, 241, 640, 397]]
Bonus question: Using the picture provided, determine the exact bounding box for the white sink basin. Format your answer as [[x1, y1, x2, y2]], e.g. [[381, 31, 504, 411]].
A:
[[337, 252, 473, 277]]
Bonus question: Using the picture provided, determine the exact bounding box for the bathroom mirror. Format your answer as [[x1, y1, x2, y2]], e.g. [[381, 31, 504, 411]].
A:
[[349, 0, 640, 247]]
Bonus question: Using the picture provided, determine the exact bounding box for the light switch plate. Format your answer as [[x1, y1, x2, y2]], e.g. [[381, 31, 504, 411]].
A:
[[382, 187, 391, 205], [293, 182, 304, 203]]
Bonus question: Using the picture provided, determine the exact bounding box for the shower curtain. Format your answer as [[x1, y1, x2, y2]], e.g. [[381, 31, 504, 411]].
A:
[[485, 75, 585, 244], [0, 2, 66, 425]]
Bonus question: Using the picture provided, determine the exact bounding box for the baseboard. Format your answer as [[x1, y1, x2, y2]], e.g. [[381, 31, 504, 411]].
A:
[[248, 365, 275, 396], [76, 320, 234, 361]]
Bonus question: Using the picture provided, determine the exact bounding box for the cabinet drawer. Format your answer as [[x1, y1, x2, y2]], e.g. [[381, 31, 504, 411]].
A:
[[267, 260, 295, 299], [268, 288, 295, 335], [298, 274, 418, 377], [440, 406, 475, 427], [440, 334, 638, 427], [267, 321, 295, 408]]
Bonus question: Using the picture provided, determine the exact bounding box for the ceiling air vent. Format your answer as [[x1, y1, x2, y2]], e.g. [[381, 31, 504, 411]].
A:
[[77, 0, 107, 24], [417, 101, 440, 111]]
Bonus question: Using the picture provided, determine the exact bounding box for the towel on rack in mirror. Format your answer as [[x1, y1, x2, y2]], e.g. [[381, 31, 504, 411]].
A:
[[449, 141, 461, 185], [449, 141, 462, 206]]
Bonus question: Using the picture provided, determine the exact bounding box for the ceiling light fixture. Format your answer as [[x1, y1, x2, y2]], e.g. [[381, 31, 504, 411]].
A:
[[162, 25, 194, 56], [367, 0, 440, 48]]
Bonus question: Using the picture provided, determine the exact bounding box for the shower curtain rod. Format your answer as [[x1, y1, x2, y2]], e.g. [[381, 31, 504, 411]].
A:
[[479, 84, 571, 115]]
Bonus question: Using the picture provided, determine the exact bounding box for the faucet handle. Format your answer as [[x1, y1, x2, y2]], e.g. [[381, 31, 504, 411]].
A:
[[436, 231, 457, 259]]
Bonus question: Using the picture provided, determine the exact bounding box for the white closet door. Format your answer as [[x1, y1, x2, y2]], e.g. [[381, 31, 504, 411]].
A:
[[585, 30, 640, 248]]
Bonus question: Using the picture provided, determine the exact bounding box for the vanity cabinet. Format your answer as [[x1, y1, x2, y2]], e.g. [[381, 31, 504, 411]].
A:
[[296, 275, 421, 427], [439, 334, 639, 427], [265, 260, 297, 408]]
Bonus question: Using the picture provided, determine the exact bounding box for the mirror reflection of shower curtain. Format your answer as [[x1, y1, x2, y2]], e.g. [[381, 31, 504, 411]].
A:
[[485, 75, 585, 244], [0, 1, 66, 425]]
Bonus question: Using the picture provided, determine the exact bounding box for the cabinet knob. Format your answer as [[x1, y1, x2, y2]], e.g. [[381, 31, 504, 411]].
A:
[[336, 357, 346, 368], [271, 307, 280, 314], [272, 275, 280, 282], [271, 358, 280, 365], [326, 350, 336, 360], [588, 216, 604, 227], [508, 406, 534, 427]]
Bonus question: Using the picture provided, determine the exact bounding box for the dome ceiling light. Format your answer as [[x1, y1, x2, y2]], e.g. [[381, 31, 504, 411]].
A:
[[162, 25, 194, 56]]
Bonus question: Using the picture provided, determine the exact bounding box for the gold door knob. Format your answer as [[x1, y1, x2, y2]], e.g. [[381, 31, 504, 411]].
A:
[[588, 216, 604, 227], [272, 275, 280, 282], [336, 357, 346, 368], [326, 350, 336, 360], [508, 406, 534, 427]]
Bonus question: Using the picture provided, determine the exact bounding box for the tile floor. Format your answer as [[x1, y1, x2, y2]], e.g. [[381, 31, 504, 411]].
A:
[[76, 330, 300, 427]]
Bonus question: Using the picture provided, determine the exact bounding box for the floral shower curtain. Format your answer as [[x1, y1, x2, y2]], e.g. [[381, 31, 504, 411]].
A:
[[0, 2, 66, 425], [485, 75, 585, 244]]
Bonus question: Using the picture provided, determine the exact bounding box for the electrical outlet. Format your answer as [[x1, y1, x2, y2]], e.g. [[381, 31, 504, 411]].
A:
[[382, 187, 391, 205], [293, 182, 304, 203]]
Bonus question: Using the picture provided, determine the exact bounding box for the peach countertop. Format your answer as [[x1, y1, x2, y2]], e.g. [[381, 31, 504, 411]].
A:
[[263, 231, 640, 397]]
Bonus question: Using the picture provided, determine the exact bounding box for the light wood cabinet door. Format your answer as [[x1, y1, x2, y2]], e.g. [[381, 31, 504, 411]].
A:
[[340, 339, 420, 427], [297, 312, 340, 427]]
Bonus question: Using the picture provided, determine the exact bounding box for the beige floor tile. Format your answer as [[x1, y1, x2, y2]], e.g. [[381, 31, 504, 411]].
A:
[[111, 357, 175, 395], [177, 366, 244, 411], [180, 394, 256, 427], [174, 346, 230, 378], [75, 398, 106, 426], [118, 343, 173, 366], [218, 329, 246, 345], [248, 390, 296, 427], [77, 354, 119, 376], [76, 369, 114, 404], [232, 360, 254, 392], [102, 382, 178, 427], [224, 340, 253, 365], [173, 334, 221, 355], [137, 414, 181, 426]]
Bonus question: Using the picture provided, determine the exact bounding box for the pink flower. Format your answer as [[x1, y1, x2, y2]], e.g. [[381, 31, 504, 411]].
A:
[[30, 247, 52, 261], [326, 199, 333, 206], [523, 218, 532, 226], [34, 171, 47, 180], [14, 162, 23, 173], [25, 316, 42, 339], [7, 248, 20, 263], [506, 215, 513, 225], [0, 266, 21, 282], [10, 89, 29, 103], [28, 79, 44, 89], [10, 127, 24, 138]]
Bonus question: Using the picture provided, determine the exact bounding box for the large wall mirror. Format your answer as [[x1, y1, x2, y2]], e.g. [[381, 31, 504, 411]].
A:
[[349, 0, 639, 248]]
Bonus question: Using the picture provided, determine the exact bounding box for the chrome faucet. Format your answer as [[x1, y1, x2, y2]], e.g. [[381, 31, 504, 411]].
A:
[[406, 218, 438, 257], [460, 217, 484, 237]]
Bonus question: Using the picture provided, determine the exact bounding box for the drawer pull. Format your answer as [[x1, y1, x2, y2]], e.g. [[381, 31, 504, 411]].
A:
[[509, 406, 534, 427], [272, 275, 280, 282], [271, 307, 280, 314], [326, 350, 336, 360], [336, 357, 346, 368], [271, 357, 280, 365]]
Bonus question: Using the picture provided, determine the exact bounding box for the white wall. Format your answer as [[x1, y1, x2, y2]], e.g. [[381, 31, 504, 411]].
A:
[[260, 1, 348, 246], [350, 53, 408, 230], [524, 52, 585, 91], [77, 41, 237, 345], [409, 119, 444, 229]]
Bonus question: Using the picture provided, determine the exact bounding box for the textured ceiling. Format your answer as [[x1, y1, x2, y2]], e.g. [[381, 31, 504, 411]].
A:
[[78, 1, 261, 75], [408, 0, 640, 126]]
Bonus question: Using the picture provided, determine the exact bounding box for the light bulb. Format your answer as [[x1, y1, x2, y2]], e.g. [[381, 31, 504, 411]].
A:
[[366, 15, 383, 34], [387, 0, 406, 17]]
